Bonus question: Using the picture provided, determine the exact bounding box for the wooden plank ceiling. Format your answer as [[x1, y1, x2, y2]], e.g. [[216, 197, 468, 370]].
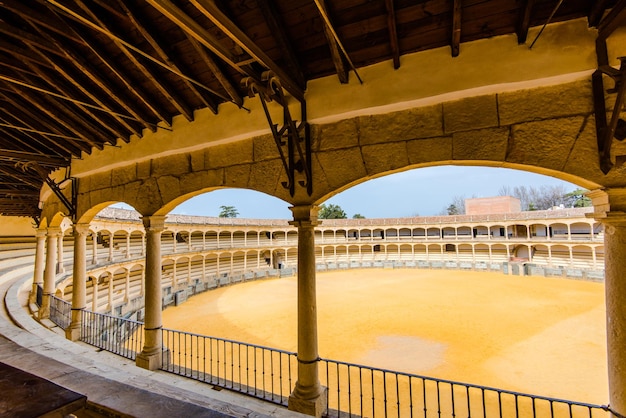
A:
[[0, 0, 620, 218]]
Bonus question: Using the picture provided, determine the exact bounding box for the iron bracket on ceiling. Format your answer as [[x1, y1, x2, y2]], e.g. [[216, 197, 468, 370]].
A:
[[243, 71, 312, 197], [17, 161, 77, 221], [593, 56, 626, 174]]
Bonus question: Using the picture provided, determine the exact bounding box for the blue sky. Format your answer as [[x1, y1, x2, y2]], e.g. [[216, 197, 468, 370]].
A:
[[168, 165, 581, 219]]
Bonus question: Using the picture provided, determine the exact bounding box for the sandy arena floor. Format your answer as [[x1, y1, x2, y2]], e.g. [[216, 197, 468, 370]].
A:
[[162, 269, 607, 404]]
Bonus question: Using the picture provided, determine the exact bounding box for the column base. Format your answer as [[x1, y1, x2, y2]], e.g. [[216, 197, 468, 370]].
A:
[[135, 348, 170, 371], [38, 296, 50, 319], [65, 325, 81, 341], [288, 386, 327, 417]]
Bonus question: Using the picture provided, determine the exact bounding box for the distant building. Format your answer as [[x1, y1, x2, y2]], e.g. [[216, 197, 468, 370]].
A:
[[465, 196, 521, 215]]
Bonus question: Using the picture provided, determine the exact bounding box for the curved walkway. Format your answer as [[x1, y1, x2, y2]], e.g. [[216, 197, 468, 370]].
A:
[[0, 246, 304, 417]]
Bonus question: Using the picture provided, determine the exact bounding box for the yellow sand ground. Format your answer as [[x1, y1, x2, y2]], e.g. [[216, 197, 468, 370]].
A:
[[162, 269, 607, 404]]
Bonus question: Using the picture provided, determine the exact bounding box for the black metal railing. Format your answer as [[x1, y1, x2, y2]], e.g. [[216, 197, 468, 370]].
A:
[[80, 310, 144, 360], [319, 357, 609, 418], [161, 327, 297, 405], [75, 312, 609, 418], [49, 294, 71, 329]]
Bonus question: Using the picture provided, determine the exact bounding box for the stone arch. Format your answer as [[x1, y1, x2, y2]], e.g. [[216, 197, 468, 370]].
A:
[[59, 78, 620, 218]]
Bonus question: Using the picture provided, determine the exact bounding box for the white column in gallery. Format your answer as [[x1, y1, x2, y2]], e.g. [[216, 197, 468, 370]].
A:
[[136, 215, 166, 371], [288, 205, 327, 417]]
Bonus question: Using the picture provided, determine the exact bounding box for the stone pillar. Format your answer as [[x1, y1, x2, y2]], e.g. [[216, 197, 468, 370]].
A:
[[108, 233, 113, 261], [108, 273, 113, 310], [92, 232, 98, 265], [136, 215, 166, 371], [589, 189, 626, 418], [30, 229, 46, 306], [56, 232, 65, 273], [126, 234, 131, 258], [66, 224, 89, 341], [124, 270, 130, 303], [92, 277, 99, 312], [40, 227, 60, 319], [288, 205, 327, 417]]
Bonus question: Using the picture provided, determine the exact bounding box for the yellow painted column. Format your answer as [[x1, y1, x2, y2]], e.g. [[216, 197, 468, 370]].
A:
[[40, 227, 60, 319], [589, 189, 626, 418], [66, 224, 89, 341], [288, 205, 327, 417], [136, 215, 166, 371], [30, 229, 46, 306]]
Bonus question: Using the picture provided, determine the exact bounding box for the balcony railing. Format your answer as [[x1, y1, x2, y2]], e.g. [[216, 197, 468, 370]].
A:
[[60, 303, 609, 418], [49, 294, 71, 329]]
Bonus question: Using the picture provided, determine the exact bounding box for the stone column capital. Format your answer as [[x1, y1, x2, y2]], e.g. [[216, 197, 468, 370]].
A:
[[46, 227, 62, 237], [141, 215, 167, 232], [36, 229, 47, 238], [73, 223, 91, 236], [289, 205, 321, 228], [587, 188, 626, 222]]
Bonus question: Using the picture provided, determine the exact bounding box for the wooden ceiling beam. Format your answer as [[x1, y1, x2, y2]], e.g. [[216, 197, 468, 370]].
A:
[[0, 189, 40, 197], [385, 0, 400, 69], [516, 0, 536, 44], [24, 45, 134, 143], [0, 166, 43, 189], [118, 0, 218, 114], [316, 0, 349, 84], [0, 18, 65, 58], [1, 81, 98, 155], [0, 123, 45, 155], [0, 149, 68, 166], [74, 0, 194, 123], [0, 93, 82, 156], [0, 38, 54, 70], [598, 0, 626, 40], [57, 18, 169, 130], [451, 0, 462, 56], [17, 62, 121, 147], [589, 0, 612, 27], [144, 0, 250, 71], [188, 0, 305, 101], [256, 0, 306, 89], [33, 27, 148, 138], [0, 0, 84, 44], [187, 35, 242, 108]]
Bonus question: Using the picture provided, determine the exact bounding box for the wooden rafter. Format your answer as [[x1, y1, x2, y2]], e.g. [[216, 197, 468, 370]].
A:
[[73, 0, 194, 123], [316, 0, 349, 83], [598, 0, 626, 40], [385, 0, 400, 69], [256, 0, 306, 89], [24, 46, 131, 142], [0, 150, 68, 166], [0, 92, 82, 156], [118, 0, 218, 114], [451, 0, 462, 57], [56, 17, 169, 130], [33, 27, 148, 138], [186, 35, 243, 107], [15, 67, 115, 148], [190, 0, 305, 101], [516, 0, 535, 44], [588, 0, 612, 27], [0, 80, 97, 154]]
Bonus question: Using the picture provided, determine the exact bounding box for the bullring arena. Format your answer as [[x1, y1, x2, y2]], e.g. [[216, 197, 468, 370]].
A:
[[0, 205, 610, 417], [2, 1, 626, 417]]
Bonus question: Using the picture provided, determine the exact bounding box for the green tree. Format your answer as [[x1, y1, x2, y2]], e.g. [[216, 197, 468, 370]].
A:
[[318, 203, 347, 219], [447, 204, 459, 215], [218, 205, 238, 218], [564, 188, 592, 208], [352, 213, 365, 219]]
